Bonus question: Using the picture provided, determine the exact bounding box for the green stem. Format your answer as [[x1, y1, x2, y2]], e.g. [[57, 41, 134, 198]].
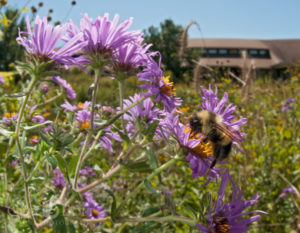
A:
[[14, 75, 37, 225], [118, 80, 126, 134], [74, 69, 101, 189], [4, 137, 14, 233]]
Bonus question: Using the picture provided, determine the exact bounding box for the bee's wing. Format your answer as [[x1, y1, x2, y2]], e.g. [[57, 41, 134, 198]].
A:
[[213, 122, 245, 152]]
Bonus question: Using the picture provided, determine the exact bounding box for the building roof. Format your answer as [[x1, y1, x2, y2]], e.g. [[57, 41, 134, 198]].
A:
[[187, 38, 300, 68]]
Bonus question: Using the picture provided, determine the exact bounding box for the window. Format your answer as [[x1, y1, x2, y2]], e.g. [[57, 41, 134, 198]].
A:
[[208, 49, 217, 55], [248, 49, 258, 55], [219, 49, 228, 55], [248, 49, 270, 58], [259, 50, 267, 55]]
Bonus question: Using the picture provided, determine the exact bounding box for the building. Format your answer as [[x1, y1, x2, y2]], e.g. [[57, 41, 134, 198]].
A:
[[187, 38, 300, 78]]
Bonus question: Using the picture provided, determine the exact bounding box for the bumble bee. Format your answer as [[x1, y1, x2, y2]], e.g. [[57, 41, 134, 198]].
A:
[[189, 110, 244, 169]]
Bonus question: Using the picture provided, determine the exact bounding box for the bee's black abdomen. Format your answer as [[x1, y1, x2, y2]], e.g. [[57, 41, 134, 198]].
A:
[[213, 141, 232, 161]]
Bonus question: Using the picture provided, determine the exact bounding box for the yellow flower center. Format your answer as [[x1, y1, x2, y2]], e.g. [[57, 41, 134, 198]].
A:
[[81, 120, 90, 130], [77, 102, 84, 109], [43, 112, 51, 117], [4, 112, 17, 118], [159, 76, 175, 97], [4, 112, 11, 118], [178, 106, 190, 114], [185, 126, 213, 159], [92, 209, 99, 217], [210, 213, 231, 233]]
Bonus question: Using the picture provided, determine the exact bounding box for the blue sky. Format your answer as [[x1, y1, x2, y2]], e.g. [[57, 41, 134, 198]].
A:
[[7, 0, 300, 39]]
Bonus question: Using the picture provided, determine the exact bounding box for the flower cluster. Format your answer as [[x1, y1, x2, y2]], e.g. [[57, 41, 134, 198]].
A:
[[7, 12, 267, 232], [197, 171, 266, 233], [82, 191, 106, 221]]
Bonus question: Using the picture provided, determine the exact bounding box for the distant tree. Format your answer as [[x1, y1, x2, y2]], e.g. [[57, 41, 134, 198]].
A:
[[0, 7, 26, 70], [143, 19, 200, 82]]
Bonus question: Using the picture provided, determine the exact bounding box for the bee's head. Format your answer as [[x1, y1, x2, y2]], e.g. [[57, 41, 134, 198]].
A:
[[189, 115, 203, 134]]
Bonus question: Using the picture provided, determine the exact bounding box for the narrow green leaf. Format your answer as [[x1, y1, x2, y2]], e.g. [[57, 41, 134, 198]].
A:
[[68, 155, 79, 177], [105, 189, 117, 221], [147, 149, 162, 184], [0, 127, 14, 137], [22, 121, 52, 131], [62, 135, 75, 147]]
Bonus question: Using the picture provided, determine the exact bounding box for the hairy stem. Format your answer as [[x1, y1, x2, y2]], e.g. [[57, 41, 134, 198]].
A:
[[118, 80, 127, 134], [74, 69, 101, 189], [14, 75, 37, 225]]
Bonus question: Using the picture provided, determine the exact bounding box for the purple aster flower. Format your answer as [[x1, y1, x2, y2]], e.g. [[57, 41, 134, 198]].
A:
[[0, 75, 4, 85], [161, 111, 222, 181], [122, 93, 165, 138], [41, 84, 49, 93], [97, 126, 122, 154], [197, 171, 266, 233], [70, 13, 139, 57], [281, 98, 296, 112], [279, 187, 295, 198], [112, 39, 154, 77], [32, 114, 46, 123], [17, 16, 87, 67], [61, 100, 78, 112], [84, 198, 106, 221], [52, 168, 66, 189], [52, 76, 76, 99], [138, 58, 182, 112], [82, 191, 94, 201], [43, 122, 53, 133], [2, 112, 18, 125], [80, 166, 96, 177], [75, 109, 91, 130]]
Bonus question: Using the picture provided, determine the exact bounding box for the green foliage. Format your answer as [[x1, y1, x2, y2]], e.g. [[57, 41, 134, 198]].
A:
[[0, 7, 26, 70]]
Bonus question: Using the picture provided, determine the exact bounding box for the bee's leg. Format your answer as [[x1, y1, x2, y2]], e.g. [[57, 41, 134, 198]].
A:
[[210, 159, 217, 169]]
